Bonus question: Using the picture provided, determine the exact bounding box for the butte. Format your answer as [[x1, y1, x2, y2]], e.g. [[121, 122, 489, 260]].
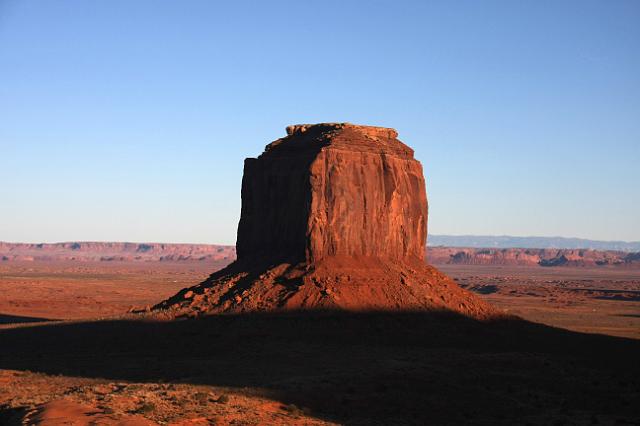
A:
[[155, 123, 496, 319]]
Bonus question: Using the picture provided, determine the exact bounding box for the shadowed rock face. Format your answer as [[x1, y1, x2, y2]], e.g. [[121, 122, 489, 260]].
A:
[[155, 123, 496, 318], [236, 123, 428, 264]]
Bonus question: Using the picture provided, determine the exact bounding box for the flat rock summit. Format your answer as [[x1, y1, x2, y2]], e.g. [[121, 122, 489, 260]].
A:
[[155, 123, 496, 318]]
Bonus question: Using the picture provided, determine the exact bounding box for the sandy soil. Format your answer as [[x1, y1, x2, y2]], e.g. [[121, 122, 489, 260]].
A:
[[0, 261, 220, 321], [440, 265, 640, 339], [1, 261, 639, 425]]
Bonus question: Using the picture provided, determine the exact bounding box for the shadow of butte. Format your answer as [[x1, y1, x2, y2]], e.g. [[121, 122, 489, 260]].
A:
[[1, 310, 639, 424], [0, 313, 58, 325]]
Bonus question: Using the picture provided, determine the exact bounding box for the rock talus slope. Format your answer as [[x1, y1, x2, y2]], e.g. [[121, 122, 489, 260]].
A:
[[155, 123, 496, 319]]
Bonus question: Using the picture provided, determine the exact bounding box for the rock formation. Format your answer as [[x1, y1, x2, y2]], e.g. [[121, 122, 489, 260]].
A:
[[2, 241, 638, 268], [154, 123, 496, 318], [427, 247, 640, 268], [0, 242, 235, 262], [236, 123, 427, 264]]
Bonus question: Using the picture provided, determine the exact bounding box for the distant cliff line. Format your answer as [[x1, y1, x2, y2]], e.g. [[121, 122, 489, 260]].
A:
[[2, 234, 640, 253], [0, 241, 236, 262], [428, 235, 640, 252], [427, 247, 640, 268], [1, 240, 639, 268]]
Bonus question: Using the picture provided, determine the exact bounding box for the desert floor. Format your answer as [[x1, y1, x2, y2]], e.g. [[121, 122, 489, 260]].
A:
[[1, 261, 639, 425], [440, 264, 640, 339]]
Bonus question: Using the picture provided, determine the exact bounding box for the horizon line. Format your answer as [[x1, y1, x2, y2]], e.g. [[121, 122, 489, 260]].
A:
[[1, 233, 639, 246]]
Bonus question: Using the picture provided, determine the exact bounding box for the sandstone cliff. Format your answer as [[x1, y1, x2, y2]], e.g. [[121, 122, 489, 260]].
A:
[[427, 247, 640, 267], [236, 123, 427, 263], [0, 242, 235, 262], [154, 123, 496, 319]]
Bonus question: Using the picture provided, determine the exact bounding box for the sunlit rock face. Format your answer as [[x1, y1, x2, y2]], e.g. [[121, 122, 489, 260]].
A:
[[236, 123, 428, 264]]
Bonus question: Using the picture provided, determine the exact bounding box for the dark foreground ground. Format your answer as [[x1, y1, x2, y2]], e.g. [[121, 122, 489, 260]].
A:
[[1, 261, 639, 425]]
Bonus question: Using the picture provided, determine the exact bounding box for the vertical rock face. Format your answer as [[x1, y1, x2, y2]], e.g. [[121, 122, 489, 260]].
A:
[[236, 123, 428, 263], [155, 123, 496, 319]]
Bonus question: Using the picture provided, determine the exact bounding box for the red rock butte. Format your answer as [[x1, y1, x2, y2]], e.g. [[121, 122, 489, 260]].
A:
[[155, 123, 496, 318], [237, 123, 427, 264]]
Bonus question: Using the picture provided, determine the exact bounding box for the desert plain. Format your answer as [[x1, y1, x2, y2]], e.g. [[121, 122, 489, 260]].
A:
[[1, 256, 639, 425]]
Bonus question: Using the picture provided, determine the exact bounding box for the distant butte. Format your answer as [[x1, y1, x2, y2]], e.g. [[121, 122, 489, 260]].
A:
[[154, 123, 496, 318]]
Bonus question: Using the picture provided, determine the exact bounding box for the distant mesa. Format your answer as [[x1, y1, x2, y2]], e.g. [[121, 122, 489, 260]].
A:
[[428, 235, 640, 252], [154, 123, 496, 318], [2, 241, 639, 268], [428, 247, 640, 267], [0, 241, 640, 269], [0, 242, 235, 263]]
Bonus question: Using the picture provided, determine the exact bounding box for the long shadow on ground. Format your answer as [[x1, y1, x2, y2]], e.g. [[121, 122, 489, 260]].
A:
[[0, 313, 55, 324], [1, 310, 639, 424]]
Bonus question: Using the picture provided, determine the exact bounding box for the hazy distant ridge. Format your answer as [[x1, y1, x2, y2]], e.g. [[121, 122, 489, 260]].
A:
[[0, 241, 235, 262], [428, 235, 640, 252]]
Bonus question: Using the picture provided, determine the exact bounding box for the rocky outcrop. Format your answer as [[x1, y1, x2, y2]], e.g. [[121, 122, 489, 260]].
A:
[[0, 242, 235, 262], [427, 247, 640, 268], [236, 123, 427, 263], [155, 123, 496, 319]]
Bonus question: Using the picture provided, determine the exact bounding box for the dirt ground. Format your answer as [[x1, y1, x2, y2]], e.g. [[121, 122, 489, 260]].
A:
[[0, 261, 217, 321], [1, 261, 639, 425], [440, 265, 640, 339]]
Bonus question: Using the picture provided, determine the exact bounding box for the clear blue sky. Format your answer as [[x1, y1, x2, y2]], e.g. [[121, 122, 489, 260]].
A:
[[1, 0, 638, 244]]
